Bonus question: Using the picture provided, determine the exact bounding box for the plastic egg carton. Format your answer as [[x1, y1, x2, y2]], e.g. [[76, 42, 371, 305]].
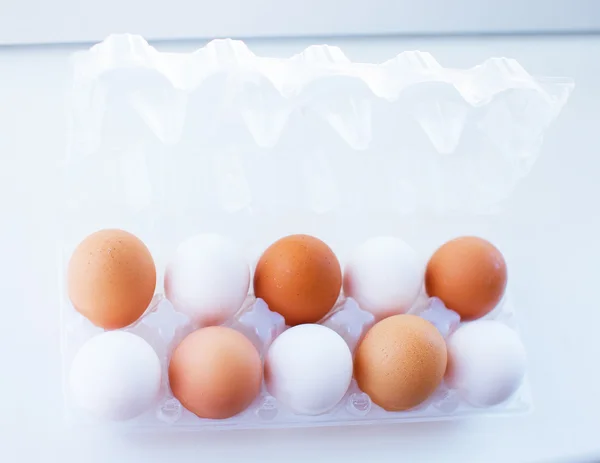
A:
[[61, 34, 572, 430]]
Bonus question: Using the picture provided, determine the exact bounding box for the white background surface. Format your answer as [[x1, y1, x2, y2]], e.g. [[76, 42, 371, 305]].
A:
[[1, 0, 600, 45], [1, 34, 599, 462]]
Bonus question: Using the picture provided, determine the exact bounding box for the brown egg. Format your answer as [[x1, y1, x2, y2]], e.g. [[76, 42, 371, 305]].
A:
[[253, 234, 342, 326], [68, 229, 156, 329], [425, 236, 507, 320], [354, 314, 447, 411], [169, 326, 262, 419]]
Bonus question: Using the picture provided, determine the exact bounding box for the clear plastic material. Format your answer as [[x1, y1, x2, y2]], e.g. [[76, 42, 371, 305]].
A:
[[61, 34, 573, 430]]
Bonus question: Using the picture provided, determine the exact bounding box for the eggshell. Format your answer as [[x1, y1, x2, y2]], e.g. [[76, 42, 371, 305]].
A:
[[68, 229, 156, 329], [343, 236, 422, 320], [165, 234, 250, 326], [425, 236, 507, 320], [168, 326, 262, 419], [69, 331, 162, 421], [446, 320, 526, 407], [354, 314, 447, 411], [265, 324, 353, 415], [254, 234, 342, 325]]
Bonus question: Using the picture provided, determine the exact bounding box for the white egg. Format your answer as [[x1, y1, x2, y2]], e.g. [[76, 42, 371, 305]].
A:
[[164, 233, 250, 326], [69, 331, 162, 421], [446, 320, 526, 407], [265, 324, 353, 415], [343, 236, 422, 320]]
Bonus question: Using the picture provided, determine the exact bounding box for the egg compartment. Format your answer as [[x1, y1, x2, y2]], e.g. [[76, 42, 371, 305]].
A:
[[61, 34, 571, 430], [61, 282, 529, 429]]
